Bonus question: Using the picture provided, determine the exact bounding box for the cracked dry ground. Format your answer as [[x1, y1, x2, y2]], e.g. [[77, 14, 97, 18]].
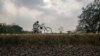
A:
[[0, 45, 100, 56]]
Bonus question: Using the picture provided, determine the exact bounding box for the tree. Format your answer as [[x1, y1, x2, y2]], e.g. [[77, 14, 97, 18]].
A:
[[77, 0, 100, 33], [11, 25, 23, 33], [58, 26, 64, 33], [0, 23, 23, 34], [0, 23, 7, 33]]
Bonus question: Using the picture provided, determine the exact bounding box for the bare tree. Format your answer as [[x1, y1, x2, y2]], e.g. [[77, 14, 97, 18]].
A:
[[58, 26, 64, 33]]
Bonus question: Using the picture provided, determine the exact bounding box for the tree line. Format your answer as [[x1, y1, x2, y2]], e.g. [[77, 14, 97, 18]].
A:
[[0, 23, 23, 34]]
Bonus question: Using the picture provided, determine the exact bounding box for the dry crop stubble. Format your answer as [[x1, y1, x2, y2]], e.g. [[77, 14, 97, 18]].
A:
[[0, 33, 100, 46]]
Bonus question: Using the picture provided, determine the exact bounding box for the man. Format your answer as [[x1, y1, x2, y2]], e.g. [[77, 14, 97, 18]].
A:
[[33, 21, 40, 33]]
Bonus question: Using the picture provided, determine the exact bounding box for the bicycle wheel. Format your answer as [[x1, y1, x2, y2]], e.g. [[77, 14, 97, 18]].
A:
[[45, 27, 52, 33]]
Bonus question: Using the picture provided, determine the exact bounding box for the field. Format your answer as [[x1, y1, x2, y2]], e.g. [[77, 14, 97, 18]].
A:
[[0, 33, 100, 56]]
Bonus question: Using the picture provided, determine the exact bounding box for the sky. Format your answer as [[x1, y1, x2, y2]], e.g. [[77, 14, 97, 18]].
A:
[[0, 0, 93, 33]]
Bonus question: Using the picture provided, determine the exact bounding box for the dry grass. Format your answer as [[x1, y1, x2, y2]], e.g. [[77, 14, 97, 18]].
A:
[[0, 33, 100, 46]]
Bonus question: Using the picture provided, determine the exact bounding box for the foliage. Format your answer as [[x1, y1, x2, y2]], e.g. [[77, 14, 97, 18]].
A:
[[77, 0, 100, 33], [0, 23, 23, 34]]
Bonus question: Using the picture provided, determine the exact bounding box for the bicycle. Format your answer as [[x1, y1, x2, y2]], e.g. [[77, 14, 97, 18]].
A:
[[39, 24, 52, 33]]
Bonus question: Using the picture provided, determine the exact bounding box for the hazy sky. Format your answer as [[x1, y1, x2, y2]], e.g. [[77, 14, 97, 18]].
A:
[[0, 0, 93, 32]]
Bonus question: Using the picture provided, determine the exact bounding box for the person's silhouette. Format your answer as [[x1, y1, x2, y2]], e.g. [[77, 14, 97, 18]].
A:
[[33, 21, 40, 33]]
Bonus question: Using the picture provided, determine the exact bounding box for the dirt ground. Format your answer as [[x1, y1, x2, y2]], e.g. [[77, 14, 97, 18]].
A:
[[0, 45, 100, 56]]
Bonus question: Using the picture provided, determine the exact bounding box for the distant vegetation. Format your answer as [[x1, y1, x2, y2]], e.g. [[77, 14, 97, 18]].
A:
[[0, 23, 23, 34]]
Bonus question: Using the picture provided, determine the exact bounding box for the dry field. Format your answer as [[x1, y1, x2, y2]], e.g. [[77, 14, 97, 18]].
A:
[[0, 33, 100, 56]]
